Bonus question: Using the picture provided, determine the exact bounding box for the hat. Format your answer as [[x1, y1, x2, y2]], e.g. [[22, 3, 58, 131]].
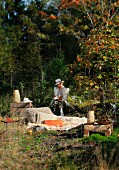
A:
[[55, 78, 64, 85], [23, 97, 32, 103]]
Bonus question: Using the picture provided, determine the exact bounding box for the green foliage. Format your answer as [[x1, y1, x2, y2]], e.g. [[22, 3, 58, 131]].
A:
[[0, 0, 118, 110], [83, 134, 108, 143], [50, 154, 78, 170], [44, 51, 68, 85], [35, 132, 48, 142], [82, 128, 119, 144], [58, 0, 119, 101], [0, 94, 11, 116]]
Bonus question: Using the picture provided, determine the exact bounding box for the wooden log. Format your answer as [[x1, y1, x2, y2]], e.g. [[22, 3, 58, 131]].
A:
[[105, 129, 112, 136], [87, 110, 95, 123], [84, 129, 89, 137], [13, 90, 21, 103], [10, 102, 33, 108]]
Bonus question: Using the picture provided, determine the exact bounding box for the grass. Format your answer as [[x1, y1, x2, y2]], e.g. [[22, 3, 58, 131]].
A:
[[0, 117, 119, 170]]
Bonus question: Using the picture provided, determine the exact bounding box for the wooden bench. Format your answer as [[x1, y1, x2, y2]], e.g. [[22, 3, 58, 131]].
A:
[[83, 123, 113, 137]]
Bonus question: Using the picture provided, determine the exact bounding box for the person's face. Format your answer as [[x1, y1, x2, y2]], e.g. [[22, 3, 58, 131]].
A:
[[57, 82, 62, 88]]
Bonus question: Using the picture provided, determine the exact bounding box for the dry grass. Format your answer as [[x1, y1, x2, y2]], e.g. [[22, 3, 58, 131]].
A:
[[0, 120, 61, 169], [0, 121, 78, 169], [0, 122, 28, 169], [0, 117, 119, 170]]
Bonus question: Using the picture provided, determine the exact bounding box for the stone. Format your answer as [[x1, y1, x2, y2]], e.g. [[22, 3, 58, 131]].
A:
[[15, 107, 56, 124], [26, 116, 87, 131]]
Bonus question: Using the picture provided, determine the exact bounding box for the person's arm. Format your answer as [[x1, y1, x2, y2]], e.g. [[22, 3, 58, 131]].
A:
[[53, 87, 58, 100]]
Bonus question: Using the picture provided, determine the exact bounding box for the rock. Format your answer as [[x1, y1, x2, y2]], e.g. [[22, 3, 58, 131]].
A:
[[16, 107, 57, 124], [26, 116, 87, 131]]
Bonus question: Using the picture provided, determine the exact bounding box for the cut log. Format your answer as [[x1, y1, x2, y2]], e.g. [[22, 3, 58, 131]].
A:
[[10, 102, 33, 108]]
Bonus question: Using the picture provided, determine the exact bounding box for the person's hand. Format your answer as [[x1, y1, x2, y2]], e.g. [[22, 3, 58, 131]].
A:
[[54, 96, 58, 100], [58, 96, 62, 101]]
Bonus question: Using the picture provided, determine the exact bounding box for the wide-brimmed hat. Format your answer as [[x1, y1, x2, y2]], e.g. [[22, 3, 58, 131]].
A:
[[55, 78, 64, 85]]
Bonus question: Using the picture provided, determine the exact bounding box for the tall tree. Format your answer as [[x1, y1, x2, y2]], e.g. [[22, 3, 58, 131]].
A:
[[0, 0, 15, 92], [65, 0, 119, 99]]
